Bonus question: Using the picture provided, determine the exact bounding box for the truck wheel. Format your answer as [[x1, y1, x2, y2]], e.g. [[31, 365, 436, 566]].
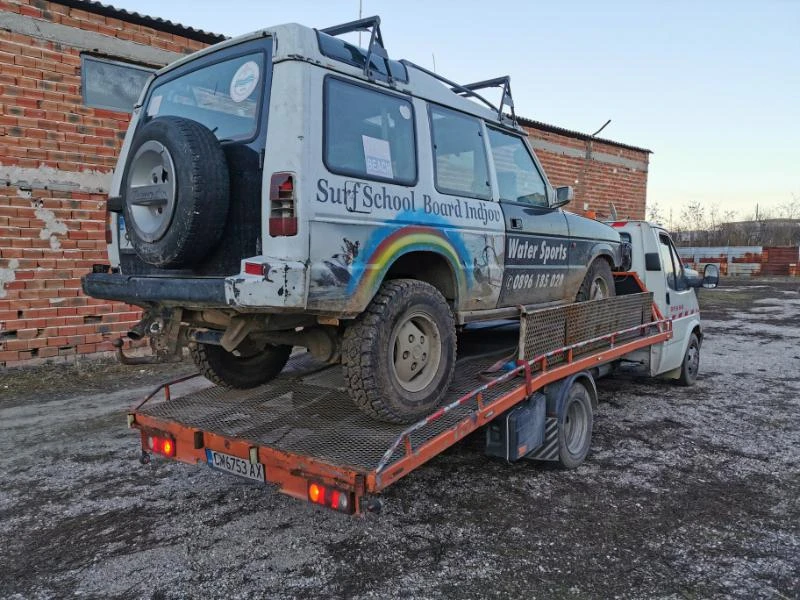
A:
[[557, 381, 593, 469], [342, 279, 457, 424], [190, 342, 291, 389], [122, 116, 229, 268], [677, 333, 700, 386], [576, 259, 615, 301]]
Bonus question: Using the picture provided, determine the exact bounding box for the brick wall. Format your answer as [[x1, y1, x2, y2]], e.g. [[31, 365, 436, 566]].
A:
[[0, 0, 212, 366], [0, 0, 650, 367], [522, 122, 649, 221]]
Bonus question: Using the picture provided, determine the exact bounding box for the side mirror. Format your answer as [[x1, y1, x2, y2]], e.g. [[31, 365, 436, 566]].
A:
[[552, 186, 573, 208], [702, 264, 719, 288], [644, 252, 661, 271]]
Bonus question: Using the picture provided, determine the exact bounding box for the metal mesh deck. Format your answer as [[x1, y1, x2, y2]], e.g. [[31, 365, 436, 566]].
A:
[[138, 293, 657, 476], [138, 349, 518, 474]]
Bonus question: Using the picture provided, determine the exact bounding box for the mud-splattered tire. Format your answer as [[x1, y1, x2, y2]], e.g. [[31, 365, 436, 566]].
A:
[[190, 342, 291, 389], [122, 116, 229, 268], [677, 333, 700, 386], [557, 381, 593, 469], [576, 259, 616, 302], [342, 279, 457, 424]]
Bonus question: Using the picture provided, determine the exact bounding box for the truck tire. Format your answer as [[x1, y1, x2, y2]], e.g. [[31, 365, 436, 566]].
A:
[[190, 342, 291, 389], [677, 333, 700, 386], [122, 116, 229, 268], [342, 279, 457, 424], [557, 381, 593, 469], [576, 258, 615, 302]]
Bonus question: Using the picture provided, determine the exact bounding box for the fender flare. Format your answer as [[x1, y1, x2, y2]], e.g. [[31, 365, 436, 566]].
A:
[[358, 247, 467, 310], [586, 240, 620, 270], [543, 370, 599, 415]]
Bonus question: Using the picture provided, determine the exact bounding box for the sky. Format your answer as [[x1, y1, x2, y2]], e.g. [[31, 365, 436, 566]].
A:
[[107, 0, 800, 224]]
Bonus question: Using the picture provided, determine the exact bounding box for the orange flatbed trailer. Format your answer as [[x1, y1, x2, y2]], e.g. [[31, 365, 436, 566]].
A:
[[129, 281, 671, 514]]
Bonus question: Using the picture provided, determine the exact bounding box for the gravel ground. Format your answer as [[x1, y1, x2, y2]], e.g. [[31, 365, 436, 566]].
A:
[[1, 278, 798, 599]]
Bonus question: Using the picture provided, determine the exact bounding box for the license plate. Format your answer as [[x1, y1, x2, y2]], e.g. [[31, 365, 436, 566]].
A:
[[205, 449, 265, 482]]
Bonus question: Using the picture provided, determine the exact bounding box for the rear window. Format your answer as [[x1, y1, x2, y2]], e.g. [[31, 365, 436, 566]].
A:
[[143, 52, 265, 142], [324, 77, 416, 185]]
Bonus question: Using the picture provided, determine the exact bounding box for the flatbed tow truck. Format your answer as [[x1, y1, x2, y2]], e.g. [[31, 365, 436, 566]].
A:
[[126, 222, 719, 514]]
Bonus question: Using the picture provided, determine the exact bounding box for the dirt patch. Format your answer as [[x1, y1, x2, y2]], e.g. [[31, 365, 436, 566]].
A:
[[0, 279, 798, 598]]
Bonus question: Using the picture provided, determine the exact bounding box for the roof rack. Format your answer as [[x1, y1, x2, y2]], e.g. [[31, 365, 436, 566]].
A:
[[458, 76, 516, 125], [400, 60, 517, 126], [320, 15, 393, 83]]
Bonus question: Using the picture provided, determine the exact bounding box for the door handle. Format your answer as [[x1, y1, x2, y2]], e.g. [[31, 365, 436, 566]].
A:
[[510, 218, 523, 230]]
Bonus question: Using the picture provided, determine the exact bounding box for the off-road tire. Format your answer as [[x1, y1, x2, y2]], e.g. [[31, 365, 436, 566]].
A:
[[557, 381, 593, 469], [342, 279, 457, 424], [677, 333, 700, 386], [190, 342, 291, 389], [122, 116, 229, 268], [576, 258, 616, 302]]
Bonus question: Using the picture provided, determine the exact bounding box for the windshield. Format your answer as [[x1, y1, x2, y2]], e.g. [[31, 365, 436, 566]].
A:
[[143, 52, 265, 142]]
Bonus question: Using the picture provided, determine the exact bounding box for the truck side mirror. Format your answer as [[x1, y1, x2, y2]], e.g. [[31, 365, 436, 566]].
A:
[[644, 252, 661, 271], [702, 264, 719, 288], [552, 186, 573, 208]]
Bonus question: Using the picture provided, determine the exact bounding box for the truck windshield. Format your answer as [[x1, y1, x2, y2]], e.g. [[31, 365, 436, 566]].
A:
[[143, 52, 265, 142]]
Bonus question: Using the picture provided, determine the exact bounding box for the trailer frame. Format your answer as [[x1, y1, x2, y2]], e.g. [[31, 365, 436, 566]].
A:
[[128, 277, 671, 514]]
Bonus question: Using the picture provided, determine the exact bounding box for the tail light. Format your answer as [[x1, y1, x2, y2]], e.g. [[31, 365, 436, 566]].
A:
[[307, 482, 354, 513], [269, 173, 297, 237], [146, 433, 176, 457]]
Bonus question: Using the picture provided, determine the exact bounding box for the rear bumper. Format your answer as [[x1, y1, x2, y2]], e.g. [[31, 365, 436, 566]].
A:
[[82, 256, 310, 311], [82, 273, 227, 306]]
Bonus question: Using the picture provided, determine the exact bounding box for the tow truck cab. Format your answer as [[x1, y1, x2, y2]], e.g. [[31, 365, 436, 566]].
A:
[[611, 221, 719, 381]]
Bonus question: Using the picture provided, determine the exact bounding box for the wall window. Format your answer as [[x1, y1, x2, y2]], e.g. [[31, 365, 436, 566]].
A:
[[81, 55, 153, 113], [324, 78, 416, 185], [487, 127, 547, 207], [429, 106, 490, 199]]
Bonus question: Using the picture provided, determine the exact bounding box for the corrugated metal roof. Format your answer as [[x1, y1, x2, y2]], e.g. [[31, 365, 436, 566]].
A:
[[517, 115, 652, 155], [52, 0, 228, 44]]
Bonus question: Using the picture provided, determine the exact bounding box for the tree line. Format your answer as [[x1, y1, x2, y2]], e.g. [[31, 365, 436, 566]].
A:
[[647, 194, 800, 247]]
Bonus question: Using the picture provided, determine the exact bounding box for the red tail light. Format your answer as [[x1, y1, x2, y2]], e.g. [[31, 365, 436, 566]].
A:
[[307, 482, 353, 513], [269, 173, 297, 237], [146, 433, 176, 457]]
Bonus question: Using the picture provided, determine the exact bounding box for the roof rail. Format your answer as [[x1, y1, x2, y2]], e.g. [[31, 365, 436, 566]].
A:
[[400, 60, 517, 126], [320, 15, 392, 83]]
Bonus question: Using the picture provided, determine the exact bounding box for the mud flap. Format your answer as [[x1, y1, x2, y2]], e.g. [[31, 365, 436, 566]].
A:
[[485, 392, 546, 461]]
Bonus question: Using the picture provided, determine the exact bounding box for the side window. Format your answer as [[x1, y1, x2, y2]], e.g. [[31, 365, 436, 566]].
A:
[[669, 242, 687, 291], [487, 128, 548, 207], [659, 234, 677, 290], [324, 78, 416, 185], [429, 106, 491, 200]]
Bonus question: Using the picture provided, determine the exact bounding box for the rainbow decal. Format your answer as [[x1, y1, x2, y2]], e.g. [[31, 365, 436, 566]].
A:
[[348, 225, 471, 299]]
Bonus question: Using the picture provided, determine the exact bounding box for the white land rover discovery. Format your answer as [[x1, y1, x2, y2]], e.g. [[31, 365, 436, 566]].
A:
[[83, 17, 625, 423]]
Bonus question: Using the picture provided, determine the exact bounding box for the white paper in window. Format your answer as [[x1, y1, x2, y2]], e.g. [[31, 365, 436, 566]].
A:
[[362, 135, 393, 178], [147, 95, 162, 116]]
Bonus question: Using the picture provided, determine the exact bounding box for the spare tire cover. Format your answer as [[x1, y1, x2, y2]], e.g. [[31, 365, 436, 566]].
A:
[[122, 116, 230, 268]]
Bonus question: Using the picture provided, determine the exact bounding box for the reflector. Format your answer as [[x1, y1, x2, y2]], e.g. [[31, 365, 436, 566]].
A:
[[308, 483, 322, 504]]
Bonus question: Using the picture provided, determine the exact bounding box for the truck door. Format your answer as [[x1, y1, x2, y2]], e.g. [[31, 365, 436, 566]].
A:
[[486, 128, 571, 307], [654, 232, 697, 373]]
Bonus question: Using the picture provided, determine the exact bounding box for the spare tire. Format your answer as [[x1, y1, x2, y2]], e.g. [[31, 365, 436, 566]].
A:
[[122, 116, 230, 268]]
